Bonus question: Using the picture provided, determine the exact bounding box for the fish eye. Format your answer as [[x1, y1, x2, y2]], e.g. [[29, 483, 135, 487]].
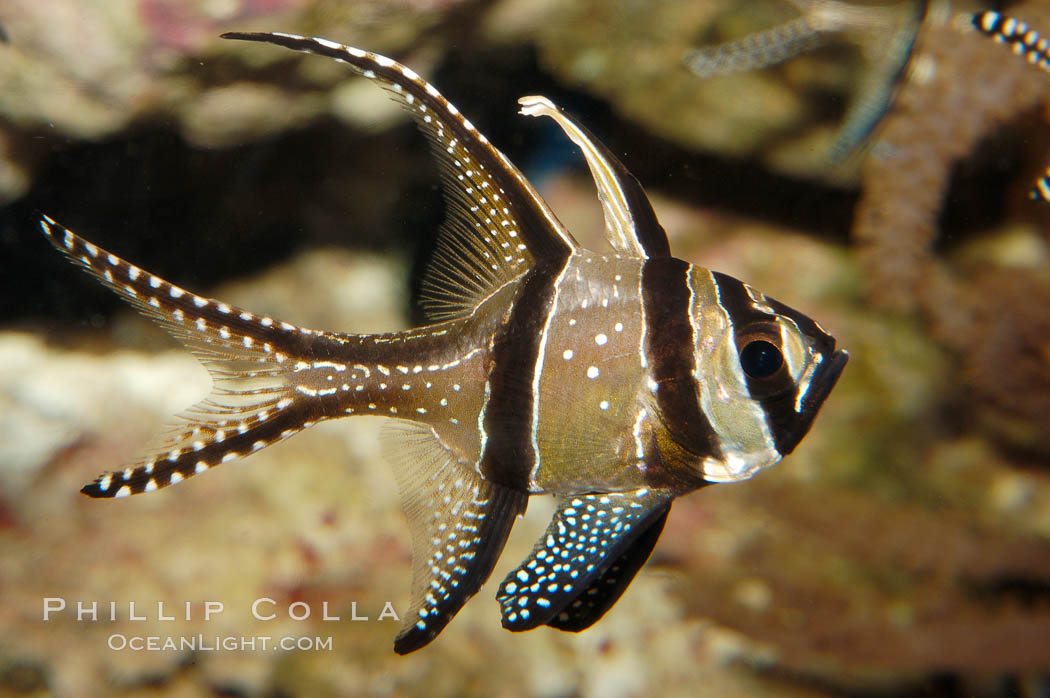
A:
[[733, 322, 787, 385], [739, 339, 783, 379]]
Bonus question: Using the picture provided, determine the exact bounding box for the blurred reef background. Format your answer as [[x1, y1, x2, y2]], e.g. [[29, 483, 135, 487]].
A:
[[2, 0, 1050, 696]]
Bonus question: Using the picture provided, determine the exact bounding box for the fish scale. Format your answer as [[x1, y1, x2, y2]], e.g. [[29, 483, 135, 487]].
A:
[[41, 32, 847, 653]]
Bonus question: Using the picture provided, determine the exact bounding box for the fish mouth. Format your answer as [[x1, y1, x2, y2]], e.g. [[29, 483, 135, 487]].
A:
[[778, 348, 849, 455], [808, 349, 849, 413]]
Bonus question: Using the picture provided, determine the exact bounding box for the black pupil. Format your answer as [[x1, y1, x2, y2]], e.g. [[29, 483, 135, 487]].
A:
[[740, 340, 783, 379]]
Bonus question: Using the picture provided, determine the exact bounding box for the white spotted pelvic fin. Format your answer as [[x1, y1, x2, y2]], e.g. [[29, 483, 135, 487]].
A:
[[40, 215, 337, 498], [496, 489, 671, 631]]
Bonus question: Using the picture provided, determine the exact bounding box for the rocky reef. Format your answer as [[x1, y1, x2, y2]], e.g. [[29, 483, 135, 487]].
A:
[[2, 0, 1049, 696]]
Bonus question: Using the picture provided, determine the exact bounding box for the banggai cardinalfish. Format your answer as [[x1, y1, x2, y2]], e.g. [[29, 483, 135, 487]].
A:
[[40, 32, 848, 654]]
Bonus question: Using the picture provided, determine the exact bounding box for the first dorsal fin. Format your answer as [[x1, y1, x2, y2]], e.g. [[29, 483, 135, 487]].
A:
[[518, 96, 671, 260], [220, 33, 579, 321]]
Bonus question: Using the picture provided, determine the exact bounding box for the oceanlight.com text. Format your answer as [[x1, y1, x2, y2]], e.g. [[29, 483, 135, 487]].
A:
[[107, 633, 333, 652]]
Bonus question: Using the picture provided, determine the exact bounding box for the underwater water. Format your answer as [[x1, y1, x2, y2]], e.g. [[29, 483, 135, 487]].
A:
[[1, 0, 1049, 696]]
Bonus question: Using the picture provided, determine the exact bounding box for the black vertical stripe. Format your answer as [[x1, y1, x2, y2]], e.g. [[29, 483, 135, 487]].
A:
[[642, 258, 721, 464], [709, 271, 774, 328], [711, 271, 844, 456], [623, 191, 671, 260], [710, 271, 794, 453], [763, 292, 846, 455], [479, 259, 569, 490]]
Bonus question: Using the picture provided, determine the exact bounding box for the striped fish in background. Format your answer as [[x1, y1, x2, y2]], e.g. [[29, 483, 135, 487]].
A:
[[41, 32, 848, 654], [685, 0, 927, 162], [973, 9, 1050, 201]]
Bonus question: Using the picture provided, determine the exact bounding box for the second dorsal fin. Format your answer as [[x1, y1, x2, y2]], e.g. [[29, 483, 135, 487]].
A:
[[221, 32, 580, 322]]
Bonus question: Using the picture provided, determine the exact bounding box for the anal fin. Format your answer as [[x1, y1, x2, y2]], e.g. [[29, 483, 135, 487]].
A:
[[383, 422, 527, 654], [496, 488, 672, 631]]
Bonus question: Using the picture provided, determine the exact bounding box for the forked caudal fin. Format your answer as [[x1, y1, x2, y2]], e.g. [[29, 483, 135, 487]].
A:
[[40, 215, 352, 498], [41, 212, 535, 654]]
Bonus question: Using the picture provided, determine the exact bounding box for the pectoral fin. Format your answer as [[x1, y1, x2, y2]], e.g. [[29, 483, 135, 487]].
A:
[[496, 488, 672, 631]]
